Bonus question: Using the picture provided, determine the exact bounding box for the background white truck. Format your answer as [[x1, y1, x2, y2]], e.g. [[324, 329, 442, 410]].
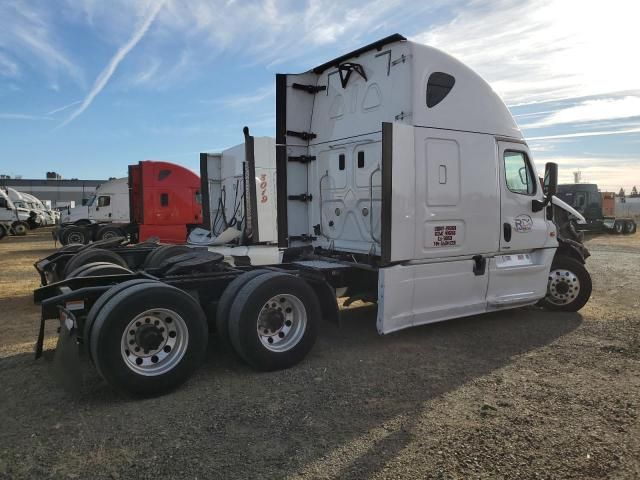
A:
[[60, 177, 129, 226], [34, 34, 591, 397]]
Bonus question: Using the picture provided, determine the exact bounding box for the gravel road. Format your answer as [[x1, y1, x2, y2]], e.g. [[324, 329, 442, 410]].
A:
[[0, 229, 638, 479]]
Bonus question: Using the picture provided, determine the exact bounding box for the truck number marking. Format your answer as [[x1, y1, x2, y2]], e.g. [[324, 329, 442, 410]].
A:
[[260, 174, 268, 203], [432, 225, 458, 247]]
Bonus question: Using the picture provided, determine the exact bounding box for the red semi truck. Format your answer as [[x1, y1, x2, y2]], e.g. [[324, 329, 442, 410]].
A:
[[56, 161, 202, 245]]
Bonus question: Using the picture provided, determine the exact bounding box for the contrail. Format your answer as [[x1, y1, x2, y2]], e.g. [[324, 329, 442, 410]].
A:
[[47, 100, 82, 115], [59, 1, 166, 128]]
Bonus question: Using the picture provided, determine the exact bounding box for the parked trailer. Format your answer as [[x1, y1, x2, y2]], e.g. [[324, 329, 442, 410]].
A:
[[33, 34, 592, 397], [55, 161, 203, 245], [556, 184, 636, 234]]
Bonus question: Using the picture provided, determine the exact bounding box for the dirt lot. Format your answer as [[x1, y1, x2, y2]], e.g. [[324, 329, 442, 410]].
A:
[[1, 229, 639, 479]]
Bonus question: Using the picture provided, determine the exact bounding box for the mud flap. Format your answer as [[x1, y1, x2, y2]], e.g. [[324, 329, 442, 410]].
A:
[[52, 310, 93, 394]]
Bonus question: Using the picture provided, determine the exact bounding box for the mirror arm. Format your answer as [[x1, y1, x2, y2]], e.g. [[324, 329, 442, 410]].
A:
[[532, 194, 552, 212]]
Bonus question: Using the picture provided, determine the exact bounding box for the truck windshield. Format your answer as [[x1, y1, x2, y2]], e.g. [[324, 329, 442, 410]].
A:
[[86, 195, 96, 206]]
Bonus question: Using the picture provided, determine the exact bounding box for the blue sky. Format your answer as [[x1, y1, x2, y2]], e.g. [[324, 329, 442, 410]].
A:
[[1, 0, 638, 191]]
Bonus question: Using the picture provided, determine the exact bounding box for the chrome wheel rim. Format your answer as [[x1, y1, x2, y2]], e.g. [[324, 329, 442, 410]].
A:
[[257, 294, 307, 352], [120, 308, 188, 376], [547, 268, 580, 305]]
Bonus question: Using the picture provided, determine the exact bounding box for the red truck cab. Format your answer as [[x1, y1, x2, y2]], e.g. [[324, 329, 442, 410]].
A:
[[129, 161, 202, 243]]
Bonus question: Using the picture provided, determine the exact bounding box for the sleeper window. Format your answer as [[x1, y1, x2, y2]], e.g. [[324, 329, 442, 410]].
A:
[[426, 72, 455, 108], [161, 193, 169, 206], [338, 154, 345, 171], [504, 151, 536, 195], [357, 151, 365, 168]]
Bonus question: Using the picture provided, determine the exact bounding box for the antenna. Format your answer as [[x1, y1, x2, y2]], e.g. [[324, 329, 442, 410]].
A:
[[573, 171, 582, 184]]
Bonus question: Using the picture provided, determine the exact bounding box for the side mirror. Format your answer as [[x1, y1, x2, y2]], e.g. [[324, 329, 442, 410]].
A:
[[543, 162, 558, 198], [532, 162, 558, 212]]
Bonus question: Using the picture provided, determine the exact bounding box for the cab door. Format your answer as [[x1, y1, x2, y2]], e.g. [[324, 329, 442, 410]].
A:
[[486, 141, 556, 309], [91, 195, 113, 222], [498, 142, 548, 252]]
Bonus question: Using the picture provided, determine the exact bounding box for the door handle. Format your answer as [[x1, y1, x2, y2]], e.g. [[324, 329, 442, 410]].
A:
[[503, 222, 512, 242]]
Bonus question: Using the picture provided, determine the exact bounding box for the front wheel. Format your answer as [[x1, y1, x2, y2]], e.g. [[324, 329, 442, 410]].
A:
[[539, 255, 592, 312], [12, 221, 28, 236]]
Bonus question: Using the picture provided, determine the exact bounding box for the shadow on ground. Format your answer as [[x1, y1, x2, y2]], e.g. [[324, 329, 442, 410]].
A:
[[0, 303, 581, 479]]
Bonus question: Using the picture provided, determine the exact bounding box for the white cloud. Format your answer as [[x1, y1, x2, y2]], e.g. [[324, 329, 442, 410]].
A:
[[214, 85, 274, 109], [522, 96, 640, 129], [0, 1, 83, 85], [60, 0, 166, 127], [532, 155, 640, 191], [0, 52, 20, 78], [528, 127, 640, 141], [414, 0, 640, 106]]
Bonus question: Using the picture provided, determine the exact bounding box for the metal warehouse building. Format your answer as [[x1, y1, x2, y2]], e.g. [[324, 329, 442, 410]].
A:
[[0, 177, 108, 207]]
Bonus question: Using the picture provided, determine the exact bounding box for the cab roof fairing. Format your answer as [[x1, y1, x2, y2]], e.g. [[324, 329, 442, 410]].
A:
[[301, 33, 522, 140]]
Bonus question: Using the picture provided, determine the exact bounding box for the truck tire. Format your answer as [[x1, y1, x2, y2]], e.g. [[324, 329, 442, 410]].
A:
[[624, 221, 636, 234], [11, 221, 28, 236], [74, 219, 92, 226], [61, 226, 90, 245], [214, 269, 271, 346], [614, 221, 624, 234], [63, 248, 127, 278], [0, 224, 7, 240], [142, 245, 193, 269], [89, 282, 208, 396], [84, 279, 160, 359], [228, 272, 320, 371], [66, 261, 133, 279], [96, 225, 126, 241], [539, 255, 592, 312]]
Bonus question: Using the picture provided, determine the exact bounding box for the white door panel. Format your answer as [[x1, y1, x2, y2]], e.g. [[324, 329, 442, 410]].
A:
[[487, 248, 555, 308], [498, 142, 550, 252], [413, 129, 500, 260], [487, 141, 557, 305]]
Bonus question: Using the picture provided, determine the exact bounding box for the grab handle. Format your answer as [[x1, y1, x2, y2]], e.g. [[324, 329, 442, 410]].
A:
[[369, 164, 381, 244]]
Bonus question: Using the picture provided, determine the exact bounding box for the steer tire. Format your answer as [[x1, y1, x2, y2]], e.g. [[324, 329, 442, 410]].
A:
[[228, 272, 319, 371], [66, 261, 132, 279], [63, 248, 127, 278], [11, 221, 28, 236], [214, 269, 271, 347], [142, 245, 194, 269], [89, 282, 208, 396], [539, 255, 592, 312], [61, 226, 90, 245]]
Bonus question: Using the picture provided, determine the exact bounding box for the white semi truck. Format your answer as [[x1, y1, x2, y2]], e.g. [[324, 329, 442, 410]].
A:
[[0, 188, 32, 235], [60, 177, 130, 226], [34, 34, 592, 397]]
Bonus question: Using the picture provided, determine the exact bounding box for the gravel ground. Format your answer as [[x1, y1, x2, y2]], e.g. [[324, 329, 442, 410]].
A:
[[0, 229, 639, 479]]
